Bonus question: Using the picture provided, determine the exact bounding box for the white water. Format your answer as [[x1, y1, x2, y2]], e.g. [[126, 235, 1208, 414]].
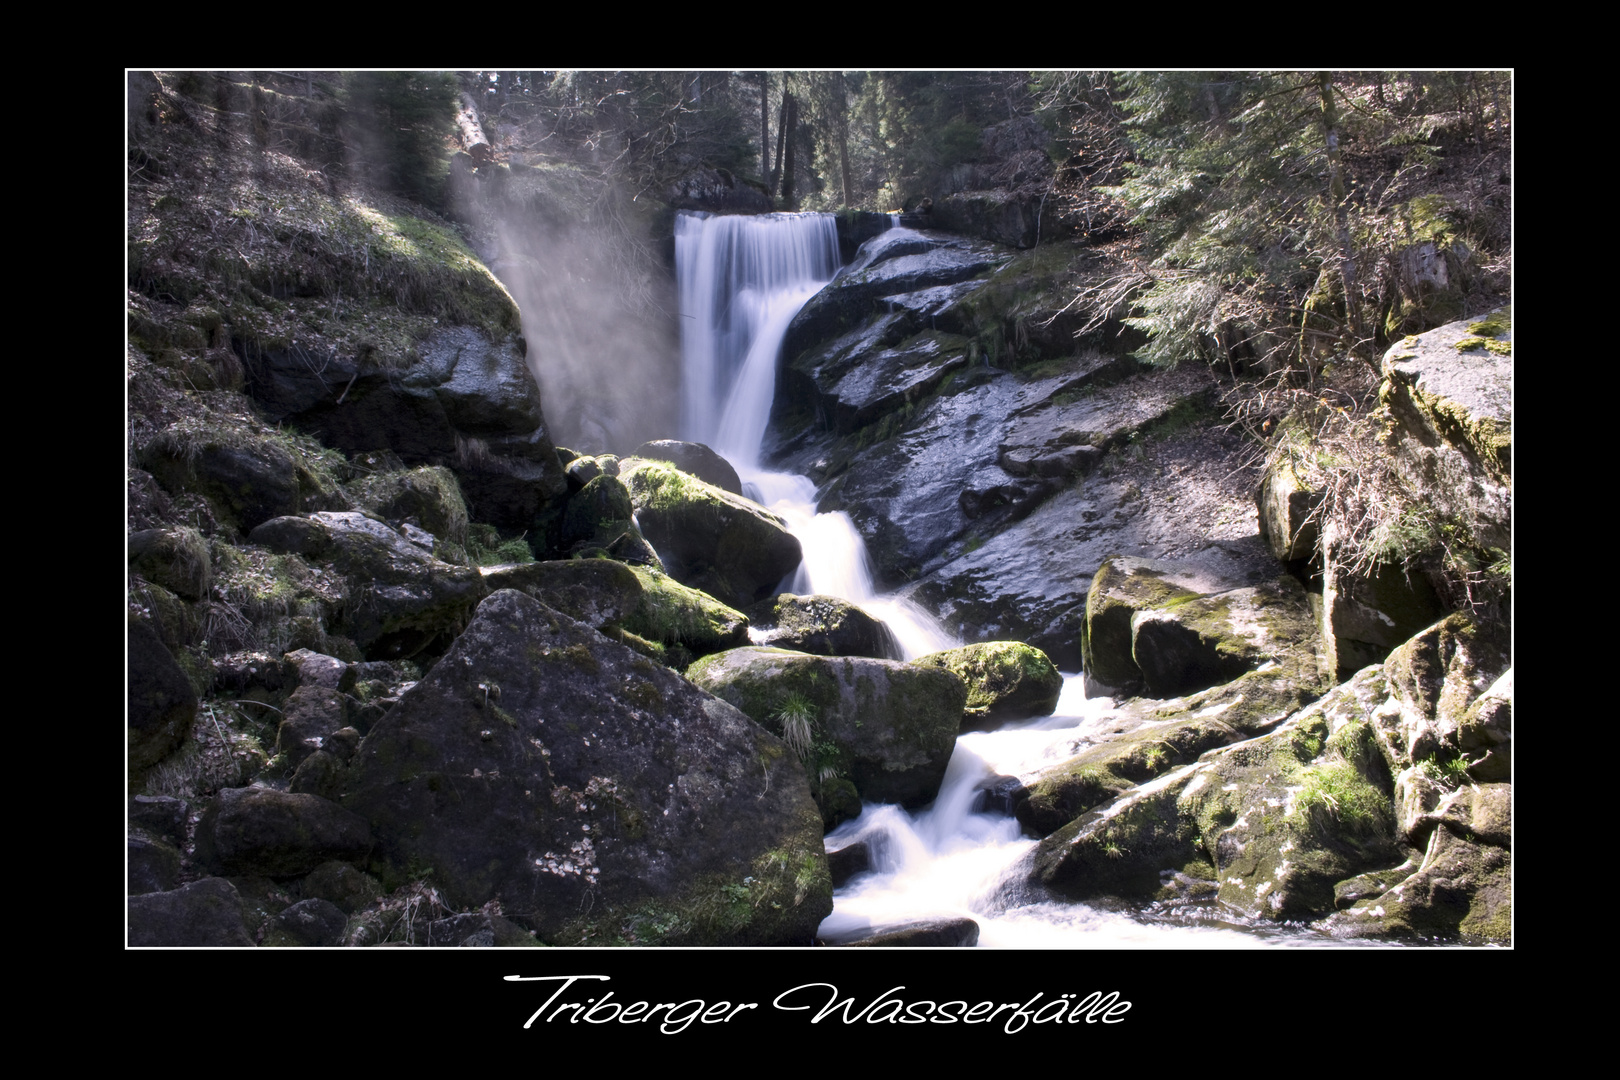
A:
[[674, 211, 1348, 947]]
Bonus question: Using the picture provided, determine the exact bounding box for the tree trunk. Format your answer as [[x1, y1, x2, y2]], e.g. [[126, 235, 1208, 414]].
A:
[[772, 91, 789, 199], [758, 72, 771, 181], [456, 92, 493, 164], [780, 92, 798, 210], [832, 71, 853, 208], [1318, 72, 1371, 370]]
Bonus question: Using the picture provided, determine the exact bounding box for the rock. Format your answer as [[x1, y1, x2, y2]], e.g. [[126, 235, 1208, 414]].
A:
[[345, 466, 470, 550], [244, 325, 567, 529], [138, 430, 345, 535], [128, 612, 197, 786], [838, 917, 981, 947], [560, 474, 636, 550], [1372, 613, 1512, 772], [421, 913, 542, 947], [826, 840, 873, 886], [340, 590, 831, 946], [250, 511, 487, 660], [284, 649, 354, 692], [130, 795, 190, 846], [1015, 658, 1329, 837], [748, 593, 898, 660], [934, 190, 1045, 248], [194, 787, 373, 878], [128, 526, 212, 601], [686, 646, 966, 808], [1380, 307, 1511, 553], [128, 877, 255, 947], [1082, 556, 1316, 699], [301, 861, 384, 915], [128, 833, 182, 895], [912, 641, 1061, 728], [620, 460, 802, 610], [632, 441, 742, 495], [1320, 522, 1447, 680], [1032, 670, 1400, 921], [1460, 668, 1511, 783], [782, 229, 1008, 363], [480, 558, 644, 629], [1326, 810, 1511, 943], [274, 685, 350, 772], [619, 564, 750, 660], [563, 452, 622, 492], [265, 898, 349, 946], [1255, 456, 1322, 563]]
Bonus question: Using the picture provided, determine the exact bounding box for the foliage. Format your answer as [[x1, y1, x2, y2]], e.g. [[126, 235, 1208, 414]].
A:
[[343, 72, 460, 207], [772, 691, 817, 762], [1072, 70, 1511, 374]]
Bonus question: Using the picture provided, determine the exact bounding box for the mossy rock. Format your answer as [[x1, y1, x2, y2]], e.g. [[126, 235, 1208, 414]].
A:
[[912, 641, 1061, 729], [1031, 665, 1400, 921], [619, 460, 802, 610], [345, 466, 469, 549], [686, 646, 966, 809], [619, 564, 748, 659], [748, 593, 898, 660]]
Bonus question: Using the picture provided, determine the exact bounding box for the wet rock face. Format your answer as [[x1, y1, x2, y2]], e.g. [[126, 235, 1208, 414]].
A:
[[340, 590, 830, 946]]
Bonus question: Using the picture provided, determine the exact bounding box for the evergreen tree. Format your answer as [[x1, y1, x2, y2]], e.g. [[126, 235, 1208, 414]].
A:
[[344, 71, 460, 207]]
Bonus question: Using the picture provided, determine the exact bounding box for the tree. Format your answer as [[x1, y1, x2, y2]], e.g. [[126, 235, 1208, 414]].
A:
[[1100, 70, 1510, 375], [343, 71, 460, 207]]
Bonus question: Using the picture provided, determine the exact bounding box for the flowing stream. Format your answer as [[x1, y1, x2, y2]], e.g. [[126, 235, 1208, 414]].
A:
[[674, 210, 1367, 948]]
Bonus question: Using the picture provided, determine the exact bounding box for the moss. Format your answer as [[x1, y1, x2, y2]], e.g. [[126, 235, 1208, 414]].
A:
[[1452, 335, 1512, 356], [1291, 761, 1392, 839], [621, 565, 747, 655]]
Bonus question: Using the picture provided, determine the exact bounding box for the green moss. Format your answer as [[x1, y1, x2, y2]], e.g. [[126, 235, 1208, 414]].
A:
[[1291, 761, 1392, 839], [1452, 335, 1512, 356]]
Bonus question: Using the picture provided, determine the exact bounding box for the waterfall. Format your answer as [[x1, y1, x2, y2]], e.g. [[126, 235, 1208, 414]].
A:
[[673, 211, 1346, 948], [675, 210, 953, 658], [675, 211, 840, 469]]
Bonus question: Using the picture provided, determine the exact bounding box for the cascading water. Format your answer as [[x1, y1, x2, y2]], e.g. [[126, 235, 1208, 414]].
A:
[[675, 211, 1361, 947]]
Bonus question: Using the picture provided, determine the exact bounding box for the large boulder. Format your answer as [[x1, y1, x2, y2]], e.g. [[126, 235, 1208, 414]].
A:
[[685, 646, 966, 809], [1014, 655, 1328, 837], [340, 590, 831, 946], [748, 593, 898, 660], [1380, 306, 1512, 553], [912, 641, 1061, 728], [632, 440, 743, 495], [1031, 667, 1401, 921], [619, 565, 750, 660], [250, 511, 487, 660], [480, 558, 644, 629], [619, 460, 802, 610], [194, 787, 373, 878], [1082, 556, 1317, 699], [128, 877, 255, 947]]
